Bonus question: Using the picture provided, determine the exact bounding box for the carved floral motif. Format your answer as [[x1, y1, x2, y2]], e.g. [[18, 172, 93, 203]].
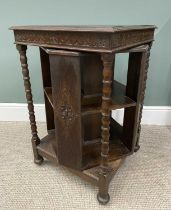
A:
[[60, 105, 73, 121], [55, 87, 79, 127]]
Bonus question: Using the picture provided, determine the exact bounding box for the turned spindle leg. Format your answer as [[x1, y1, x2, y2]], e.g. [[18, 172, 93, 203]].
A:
[[97, 53, 115, 204], [135, 43, 153, 152], [16, 44, 43, 164], [97, 174, 110, 205]]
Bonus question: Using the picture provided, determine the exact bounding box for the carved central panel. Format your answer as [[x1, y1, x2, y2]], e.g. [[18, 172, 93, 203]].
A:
[[55, 86, 79, 127], [60, 104, 73, 122]]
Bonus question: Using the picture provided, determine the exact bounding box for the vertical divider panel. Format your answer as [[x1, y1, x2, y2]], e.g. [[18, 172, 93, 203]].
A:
[[81, 54, 103, 143], [49, 52, 82, 170], [123, 50, 147, 151], [39, 48, 55, 131]]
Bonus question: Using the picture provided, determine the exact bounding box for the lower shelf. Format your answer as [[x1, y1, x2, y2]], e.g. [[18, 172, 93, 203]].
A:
[[37, 133, 126, 185], [82, 137, 129, 170], [37, 119, 131, 170], [37, 130, 57, 163], [82, 119, 130, 169]]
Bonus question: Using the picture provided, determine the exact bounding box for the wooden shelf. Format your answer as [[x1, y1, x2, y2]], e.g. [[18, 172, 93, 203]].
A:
[[44, 87, 101, 108], [81, 93, 101, 106], [37, 130, 57, 163], [83, 158, 125, 182], [82, 119, 130, 170], [82, 81, 136, 115], [44, 80, 136, 116], [44, 87, 53, 108], [42, 82, 133, 170], [82, 138, 130, 170], [111, 80, 136, 109], [37, 119, 130, 170]]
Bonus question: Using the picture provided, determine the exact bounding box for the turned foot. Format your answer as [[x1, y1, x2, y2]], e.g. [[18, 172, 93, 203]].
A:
[[34, 156, 44, 165], [97, 192, 110, 204], [134, 144, 140, 152]]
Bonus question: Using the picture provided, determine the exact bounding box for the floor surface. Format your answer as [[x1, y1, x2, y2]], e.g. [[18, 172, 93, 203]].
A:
[[0, 122, 171, 210]]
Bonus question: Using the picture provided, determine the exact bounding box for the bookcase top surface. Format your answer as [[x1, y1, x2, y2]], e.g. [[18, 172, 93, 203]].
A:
[[10, 25, 156, 33], [10, 25, 156, 53]]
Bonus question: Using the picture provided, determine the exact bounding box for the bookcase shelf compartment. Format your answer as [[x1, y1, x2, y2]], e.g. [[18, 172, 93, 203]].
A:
[[44, 80, 136, 116]]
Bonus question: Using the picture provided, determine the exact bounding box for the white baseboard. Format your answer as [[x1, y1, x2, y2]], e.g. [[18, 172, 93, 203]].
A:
[[0, 103, 45, 122], [0, 103, 171, 125], [112, 106, 171, 125]]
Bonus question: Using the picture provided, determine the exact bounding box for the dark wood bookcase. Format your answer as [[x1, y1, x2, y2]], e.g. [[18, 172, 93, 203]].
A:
[[11, 25, 156, 204]]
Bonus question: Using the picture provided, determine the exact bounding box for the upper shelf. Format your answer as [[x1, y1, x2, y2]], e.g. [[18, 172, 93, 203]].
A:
[[44, 80, 136, 115], [112, 80, 136, 108], [44, 87, 53, 108], [82, 81, 136, 115]]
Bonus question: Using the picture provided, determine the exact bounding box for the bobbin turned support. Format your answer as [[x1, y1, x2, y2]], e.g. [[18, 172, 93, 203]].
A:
[[97, 53, 115, 204], [16, 44, 43, 165]]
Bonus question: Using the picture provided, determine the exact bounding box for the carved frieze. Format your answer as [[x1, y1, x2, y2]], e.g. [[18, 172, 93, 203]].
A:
[[112, 30, 154, 49], [14, 29, 154, 52], [14, 31, 109, 50]]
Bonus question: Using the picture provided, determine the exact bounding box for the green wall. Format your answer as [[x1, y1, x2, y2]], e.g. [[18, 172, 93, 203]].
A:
[[0, 0, 171, 105]]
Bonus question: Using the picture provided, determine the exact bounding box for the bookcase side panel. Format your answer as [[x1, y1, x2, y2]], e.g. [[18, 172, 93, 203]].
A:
[[39, 48, 55, 131], [123, 51, 146, 151]]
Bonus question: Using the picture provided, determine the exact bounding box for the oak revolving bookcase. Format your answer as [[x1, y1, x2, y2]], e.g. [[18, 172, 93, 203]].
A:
[[11, 25, 156, 204]]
